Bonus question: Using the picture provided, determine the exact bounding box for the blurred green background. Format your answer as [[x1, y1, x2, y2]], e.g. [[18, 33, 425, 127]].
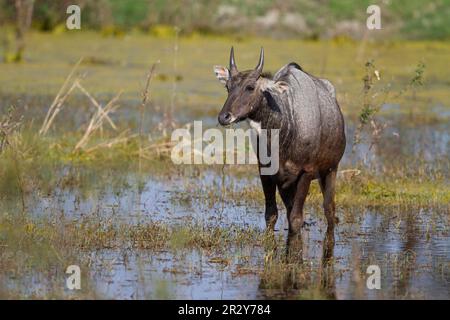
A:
[[1, 0, 450, 39]]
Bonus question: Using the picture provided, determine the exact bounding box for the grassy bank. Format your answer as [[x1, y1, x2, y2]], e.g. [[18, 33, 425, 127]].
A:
[[1, 33, 449, 117]]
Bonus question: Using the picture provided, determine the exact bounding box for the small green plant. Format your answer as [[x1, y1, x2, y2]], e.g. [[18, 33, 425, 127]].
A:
[[353, 59, 426, 149], [410, 61, 426, 87], [359, 60, 376, 125], [410, 61, 426, 100], [353, 59, 382, 147]]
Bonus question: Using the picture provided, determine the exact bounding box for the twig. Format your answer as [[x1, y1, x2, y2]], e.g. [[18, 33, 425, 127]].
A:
[[75, 81, 117, 130], [39, 57, 83, 135], [40, 80, 78, 135], [84, 132, 138, 153], [139, 61, 159, 163], [74, 90, 123, 151]]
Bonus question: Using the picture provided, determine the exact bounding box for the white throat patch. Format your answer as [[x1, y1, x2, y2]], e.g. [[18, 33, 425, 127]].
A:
[[247, 119, 262, 135]]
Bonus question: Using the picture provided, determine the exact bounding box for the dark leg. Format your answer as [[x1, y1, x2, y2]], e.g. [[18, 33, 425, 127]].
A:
[[322, 226, 335, 263], [260, 175, 278, 230], [320, 228, 336, 299], [277, 183, 296, 219], [319, 168, 338, 232], [289, 173, 313, 234]]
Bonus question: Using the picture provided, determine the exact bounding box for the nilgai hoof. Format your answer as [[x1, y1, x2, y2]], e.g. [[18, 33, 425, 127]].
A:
[[289, 217, 303, 234]]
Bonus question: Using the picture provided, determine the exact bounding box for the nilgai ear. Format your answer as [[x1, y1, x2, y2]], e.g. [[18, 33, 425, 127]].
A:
[[262, 80, 289, 95], [273, 81, 289, 94], [213, 65, 230, 85]]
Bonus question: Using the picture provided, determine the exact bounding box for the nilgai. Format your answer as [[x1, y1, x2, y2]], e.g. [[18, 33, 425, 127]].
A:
[[214, 47, 346, 234]]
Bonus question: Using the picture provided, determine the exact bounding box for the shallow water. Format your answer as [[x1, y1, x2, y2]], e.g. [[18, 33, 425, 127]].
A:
[[15, 166, 447, 299], [5, 98, 449, 299], [84, 211, 449, 299], [3, 93, 449, 299], [1, 34, 449, 299]]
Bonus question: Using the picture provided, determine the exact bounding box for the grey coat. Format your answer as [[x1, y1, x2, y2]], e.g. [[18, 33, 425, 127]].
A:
[[249, 63, 346, 184]]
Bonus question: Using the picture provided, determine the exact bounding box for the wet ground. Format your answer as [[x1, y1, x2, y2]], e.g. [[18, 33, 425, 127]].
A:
[[0, 33, 449, 299], [8, 165, 448, 299]]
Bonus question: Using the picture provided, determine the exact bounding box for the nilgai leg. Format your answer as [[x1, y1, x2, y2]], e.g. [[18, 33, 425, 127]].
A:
[[260, 175, 278, 230], [319, 168, 338, 232], [278, 183, 295, 220], [288, 172, 313, 234]]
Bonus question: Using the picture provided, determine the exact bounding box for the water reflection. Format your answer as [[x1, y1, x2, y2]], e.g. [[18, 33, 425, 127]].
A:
[[257, 229, 337, 299]]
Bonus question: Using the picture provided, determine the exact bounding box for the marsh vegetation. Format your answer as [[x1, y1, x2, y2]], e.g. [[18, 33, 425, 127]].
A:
[[0, 31, 449, 299]]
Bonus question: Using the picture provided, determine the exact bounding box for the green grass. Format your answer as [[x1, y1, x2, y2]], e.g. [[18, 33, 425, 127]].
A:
[[173, 168, 450, 211], [1, 32, 449, 117]]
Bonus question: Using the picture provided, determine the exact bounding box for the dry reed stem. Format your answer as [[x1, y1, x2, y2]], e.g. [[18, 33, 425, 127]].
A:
[[74, 90, 123, 151], [141, 141, 175, 151], [75, 81, 117, 131], [84, 131, 138, 153], [39, 57, 83, 135], [138, 61, 159, 162], [42, 81, 78, 134]]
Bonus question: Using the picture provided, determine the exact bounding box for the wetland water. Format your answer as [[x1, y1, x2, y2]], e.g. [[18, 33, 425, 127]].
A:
[[0, 33, 449, 299], [24, 172, 450, 299], [12, 116, 449, 299]]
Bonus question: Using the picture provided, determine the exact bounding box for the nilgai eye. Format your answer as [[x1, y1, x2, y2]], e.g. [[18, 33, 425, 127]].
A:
[[246, 85, 255, 91]]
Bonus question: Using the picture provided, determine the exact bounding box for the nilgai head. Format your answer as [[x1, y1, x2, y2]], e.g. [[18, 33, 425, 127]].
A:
[[214, 47, 288, 126]]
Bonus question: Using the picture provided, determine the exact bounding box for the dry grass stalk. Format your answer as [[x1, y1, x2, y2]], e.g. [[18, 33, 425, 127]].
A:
[[75, 81, 118, 131], [137, 140, 175, 159], [38, 57, 145, 153], [74, 90, 123, 151], [84, 130, 138, 153], [139, 61, 159, 161], [141, 141, 175, 151], [39, 57, 83, 135]]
